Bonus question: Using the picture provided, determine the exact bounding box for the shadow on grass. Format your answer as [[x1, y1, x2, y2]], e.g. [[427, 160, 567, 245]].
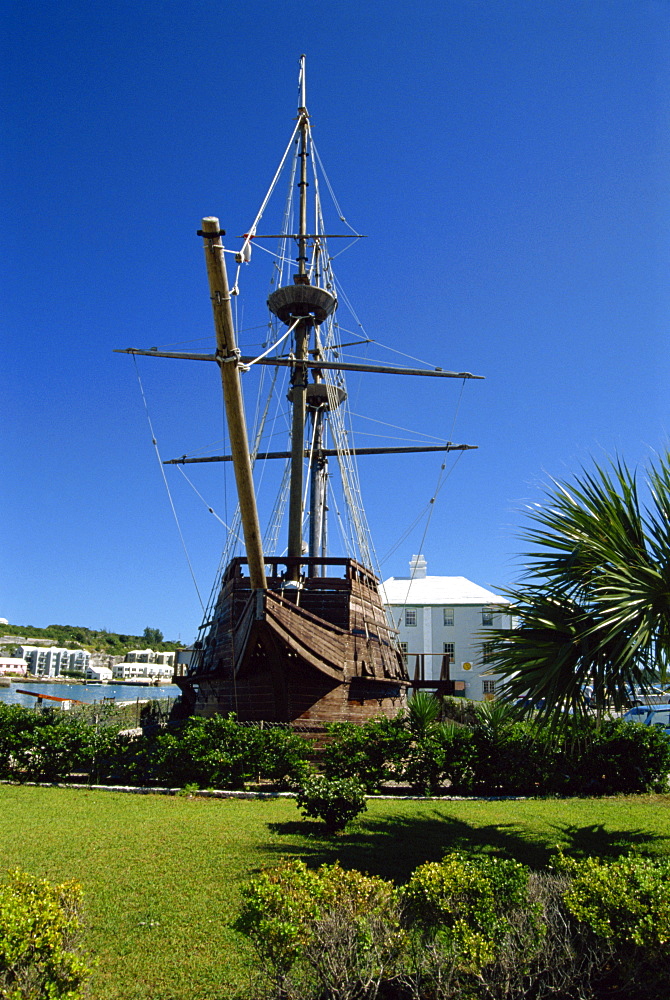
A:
[[266, 809, 668, 881]]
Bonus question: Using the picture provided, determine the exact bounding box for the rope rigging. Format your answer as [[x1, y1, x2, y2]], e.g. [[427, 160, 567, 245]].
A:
[[132, 356, 205, 612], [129, 79, 476, 632]]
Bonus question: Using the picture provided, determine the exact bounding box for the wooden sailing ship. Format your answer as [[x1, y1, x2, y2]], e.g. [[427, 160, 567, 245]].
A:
[[118, 57, 481, 725]]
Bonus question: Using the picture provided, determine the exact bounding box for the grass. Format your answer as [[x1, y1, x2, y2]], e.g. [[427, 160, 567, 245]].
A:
[[0, 786, 668, 999]]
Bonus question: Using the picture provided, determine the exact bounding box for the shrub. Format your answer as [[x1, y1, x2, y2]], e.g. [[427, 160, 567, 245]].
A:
[[406, 691, 442, 737], [570, 718, 670, 794], [0, 870, 89, 999], [401, 723, 475, 796], [233, 860, 399, 1000], [233, 860, 322, 995], [295, 775, 367, 832], [234, 852, 670, 1000], [321, 717, 409, 792], [468, 703, 556, 796], [258, 727, 312, 787], [102, 715, 267, 789], [440, 697, 480, 727], [556, 852, 670, 998], [399, 853, 541, 971]]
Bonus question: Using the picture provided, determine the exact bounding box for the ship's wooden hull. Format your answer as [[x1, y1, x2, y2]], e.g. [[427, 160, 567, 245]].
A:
[[175, 557, 409, 724]]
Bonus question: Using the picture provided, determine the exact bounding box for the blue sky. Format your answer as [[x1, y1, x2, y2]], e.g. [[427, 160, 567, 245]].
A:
[[3, 0, 669, 642]]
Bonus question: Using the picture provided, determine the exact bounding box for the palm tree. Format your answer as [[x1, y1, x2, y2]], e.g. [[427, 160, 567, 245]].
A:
[[486, 454, 670, 725]]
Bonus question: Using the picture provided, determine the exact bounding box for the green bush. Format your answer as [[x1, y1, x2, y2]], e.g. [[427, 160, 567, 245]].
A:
[[0, 870, 89, 999], [469, 703, 556, 796], [321, 717, 409, 792], [566, 718, 670, 794], [556, 852, 670, 998], [258, 726, 312, 787], [234, 852, 670, 1000], [2, 701, 666, 797], [406, 691, 442, 737], [399, 852, 543, 983], [233, 860, 399, 1000], [295, 775, 367, 832], [401, 723, 475, 795], [233, 860, 322, 993]]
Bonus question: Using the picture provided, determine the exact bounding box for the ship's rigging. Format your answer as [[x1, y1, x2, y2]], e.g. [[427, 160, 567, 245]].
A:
[[116, 56, 483, 724]]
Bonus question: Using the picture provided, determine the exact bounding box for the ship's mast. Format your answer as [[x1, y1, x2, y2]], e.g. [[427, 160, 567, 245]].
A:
[[286, 63, 311, 580], [267, 54, 338, 582], [199, 217, 267, 591]]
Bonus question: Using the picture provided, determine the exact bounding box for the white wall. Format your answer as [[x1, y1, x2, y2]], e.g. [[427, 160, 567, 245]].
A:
[[390, 603, 512, 700]]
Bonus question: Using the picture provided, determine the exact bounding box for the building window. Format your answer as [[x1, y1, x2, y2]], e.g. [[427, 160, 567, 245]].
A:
[[443, 642, 455, 662], [405, 609, 417, 627], [483, 680, 496, 695], [482, 607, 494, 626], [443, 607, 454, 626], [399, 642, 408, 664], [482, 642, 495, 664]]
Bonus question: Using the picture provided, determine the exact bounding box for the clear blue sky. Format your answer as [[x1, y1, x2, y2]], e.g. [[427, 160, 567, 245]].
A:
[[3, 0, 669, 642]]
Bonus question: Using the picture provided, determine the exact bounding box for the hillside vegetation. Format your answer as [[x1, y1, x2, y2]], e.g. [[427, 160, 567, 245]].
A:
[[0, 623, 184, 656]]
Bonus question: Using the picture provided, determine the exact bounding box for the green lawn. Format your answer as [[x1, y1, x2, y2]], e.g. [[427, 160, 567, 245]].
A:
[[1, 786, 669, 999]]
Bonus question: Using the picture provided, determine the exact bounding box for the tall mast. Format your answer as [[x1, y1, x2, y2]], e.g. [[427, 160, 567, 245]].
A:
[[267, 57, 337, 579], [286, 58, 311, 579], [199, 217, 267, 591]]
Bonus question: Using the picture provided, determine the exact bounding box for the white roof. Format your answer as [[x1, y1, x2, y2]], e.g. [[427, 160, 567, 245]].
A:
[[381, 575, 510, 607]]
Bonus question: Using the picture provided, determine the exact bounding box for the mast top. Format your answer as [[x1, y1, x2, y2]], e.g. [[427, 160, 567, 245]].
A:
[[299, 54, 307, 112]]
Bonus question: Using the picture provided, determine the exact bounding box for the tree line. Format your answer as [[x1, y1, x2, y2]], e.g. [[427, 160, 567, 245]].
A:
[[0, 623, 183, 656]]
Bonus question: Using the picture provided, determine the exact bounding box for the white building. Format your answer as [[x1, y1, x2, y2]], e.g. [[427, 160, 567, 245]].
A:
[[124, 649, 175, 667], [382, 555, 513, 701], [16, 646, 91, 678], [85, 664, 114, 681], [112, 662, 174, 681]]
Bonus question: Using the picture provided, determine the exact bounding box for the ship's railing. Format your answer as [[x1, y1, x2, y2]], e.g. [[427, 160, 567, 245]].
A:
[[222, 555, 381, 590]]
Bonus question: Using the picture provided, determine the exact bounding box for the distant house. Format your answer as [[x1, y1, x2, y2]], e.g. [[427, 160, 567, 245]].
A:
[[382, 555, 513, 701], [0, 657, 28, 676], [85, 664, 114, 681]]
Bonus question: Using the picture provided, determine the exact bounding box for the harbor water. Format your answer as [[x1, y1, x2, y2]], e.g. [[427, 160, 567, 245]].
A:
[[0, 679, 181, 710]]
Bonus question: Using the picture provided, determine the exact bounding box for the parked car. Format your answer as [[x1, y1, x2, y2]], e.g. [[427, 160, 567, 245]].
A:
[[622, 704, 670, 735], [625, 685, 670, 707], [513, 696, 545, 713]]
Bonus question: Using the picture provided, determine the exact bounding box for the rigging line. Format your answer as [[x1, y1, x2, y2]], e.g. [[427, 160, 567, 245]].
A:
[[349, 411, 445, 442], [339, 350, 446, 371], [244, 317, 299, 367], [239, 118, 302, 259], [249, 242, 296, 264], [149, 336, 212, 349], [175, 467, 245, 544], [379, 377, 471, 580], [367, 339, 449, 369], [380, 450, 467, 569], [333, 281, 369, 337], [328, 238, 365, 262], [448, 377, 467, 442], [355, 432, 454, 444], [311, 141, 362, 236], [132, 356, 205, 611]]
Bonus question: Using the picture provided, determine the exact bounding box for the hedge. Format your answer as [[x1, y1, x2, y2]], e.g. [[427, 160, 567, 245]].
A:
[[0, 702, 668, 796], [234, 852, 670, 999]]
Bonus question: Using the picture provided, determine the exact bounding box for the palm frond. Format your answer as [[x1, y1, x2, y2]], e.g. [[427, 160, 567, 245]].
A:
[[489, 452, 670, 726]]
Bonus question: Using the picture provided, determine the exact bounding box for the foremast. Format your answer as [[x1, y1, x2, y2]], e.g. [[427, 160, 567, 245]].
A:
[[199, 218, 267, 591]]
